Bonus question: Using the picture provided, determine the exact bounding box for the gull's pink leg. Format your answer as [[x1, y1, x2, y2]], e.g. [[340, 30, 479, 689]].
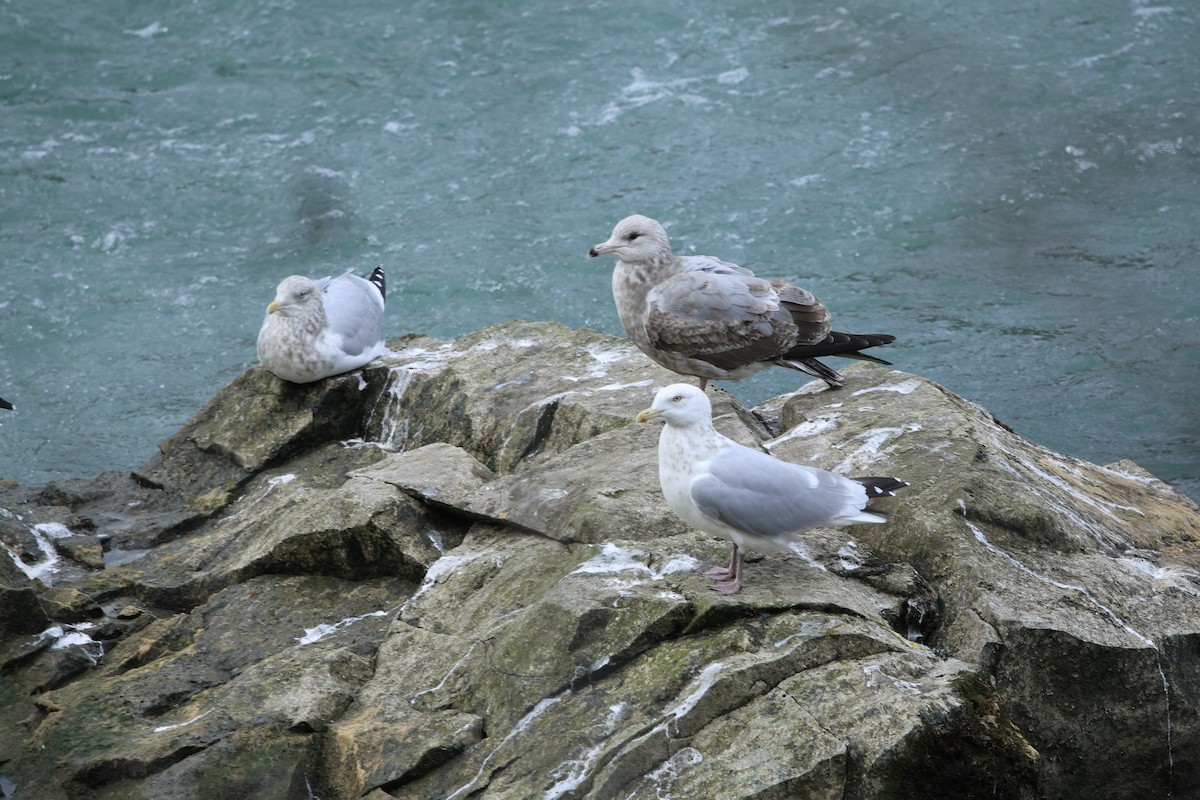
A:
[[703, 544, 738, 580], [698, 378, 709, 391], [710, 548, 745, 595]]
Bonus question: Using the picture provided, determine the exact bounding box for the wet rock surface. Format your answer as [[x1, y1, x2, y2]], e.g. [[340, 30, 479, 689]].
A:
[[1, 320, 1197, 799]]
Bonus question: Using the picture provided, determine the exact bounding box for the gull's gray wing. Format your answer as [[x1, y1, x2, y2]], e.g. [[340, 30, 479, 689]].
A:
[[690, 446, 871, 537], [644, 256, 799, 370], [319, 273, 385, 357]]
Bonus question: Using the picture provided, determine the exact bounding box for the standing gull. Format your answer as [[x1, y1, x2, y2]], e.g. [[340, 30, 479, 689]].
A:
[[257, 267, 387, 384], [589, 215, 894, 389], [636, 383, 908, 594]]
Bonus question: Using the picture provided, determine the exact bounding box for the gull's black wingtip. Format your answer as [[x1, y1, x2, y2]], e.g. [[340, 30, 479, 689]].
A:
[[367, 266, 386, 301], [855, 477, 909, 497]]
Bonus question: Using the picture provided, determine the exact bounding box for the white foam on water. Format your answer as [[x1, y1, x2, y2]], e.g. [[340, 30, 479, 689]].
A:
[[717, 67, 749, 84], [595, 68, 706, 126], [124, 21, 167, 38], [791, 173, 824, 188]]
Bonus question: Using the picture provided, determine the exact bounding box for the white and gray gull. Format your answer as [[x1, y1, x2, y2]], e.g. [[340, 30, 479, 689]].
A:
[[589, 214, 894, 389], [257, 267, 387, 384], [636, 383, 908, 594]]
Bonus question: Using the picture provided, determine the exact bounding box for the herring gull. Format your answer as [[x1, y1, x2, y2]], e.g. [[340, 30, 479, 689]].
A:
[[257, 267, 387, 384], [589, 215, 894, 390], [636, 383, 908, 594]]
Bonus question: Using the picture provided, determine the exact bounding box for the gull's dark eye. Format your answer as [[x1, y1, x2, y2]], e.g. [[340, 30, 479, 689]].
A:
[[628, 232, 641, 241]]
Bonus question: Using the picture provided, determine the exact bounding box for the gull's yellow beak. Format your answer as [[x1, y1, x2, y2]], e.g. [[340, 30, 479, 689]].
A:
[[266, 300, 285, 314], [635, 407, 662, 424]]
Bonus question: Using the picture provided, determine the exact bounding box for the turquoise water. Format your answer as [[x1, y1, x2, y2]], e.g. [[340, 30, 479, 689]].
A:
[[1, 0, 1197, 500]]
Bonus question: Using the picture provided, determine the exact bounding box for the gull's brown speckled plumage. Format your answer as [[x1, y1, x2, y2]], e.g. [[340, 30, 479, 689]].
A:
[[589, 215, 894, 390]]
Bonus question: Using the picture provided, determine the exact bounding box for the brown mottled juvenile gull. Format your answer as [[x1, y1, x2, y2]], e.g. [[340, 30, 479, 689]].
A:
[[589, 214, 894, 390], [636, 383, 907, 594], [257, 267, 387, 384]]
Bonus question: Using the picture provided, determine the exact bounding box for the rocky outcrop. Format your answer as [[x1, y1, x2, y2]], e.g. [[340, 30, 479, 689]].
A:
[[1, 320, 1198, 799]]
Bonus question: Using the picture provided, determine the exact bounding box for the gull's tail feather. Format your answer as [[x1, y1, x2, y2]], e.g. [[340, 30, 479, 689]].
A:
[[777, 331, 896, 388], [778, 357, 846, 387], [855, 477, 909, 497], [786, 331, 895, 363], [368, 266, 386, 301], [854, 477, 909, 516]]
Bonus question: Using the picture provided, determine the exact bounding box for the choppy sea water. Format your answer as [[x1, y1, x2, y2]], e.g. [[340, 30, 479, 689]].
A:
[[1, 0, 1196, 500]]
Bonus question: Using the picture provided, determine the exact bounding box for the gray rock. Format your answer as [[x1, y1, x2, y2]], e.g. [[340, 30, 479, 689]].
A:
[[0, 320, 1197, 800]]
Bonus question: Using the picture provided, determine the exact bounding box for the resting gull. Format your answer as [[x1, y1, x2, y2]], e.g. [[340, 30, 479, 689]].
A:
[[589, 214, 894, 389], [257, 267, 387, 384], [636, 383, 908, 594]]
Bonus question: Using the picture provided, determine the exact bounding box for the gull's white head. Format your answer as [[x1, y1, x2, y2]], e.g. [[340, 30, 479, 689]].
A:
[[266, 275, 323, 318], [588, 214, 672, 265], [636, 383, 713, 427]]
